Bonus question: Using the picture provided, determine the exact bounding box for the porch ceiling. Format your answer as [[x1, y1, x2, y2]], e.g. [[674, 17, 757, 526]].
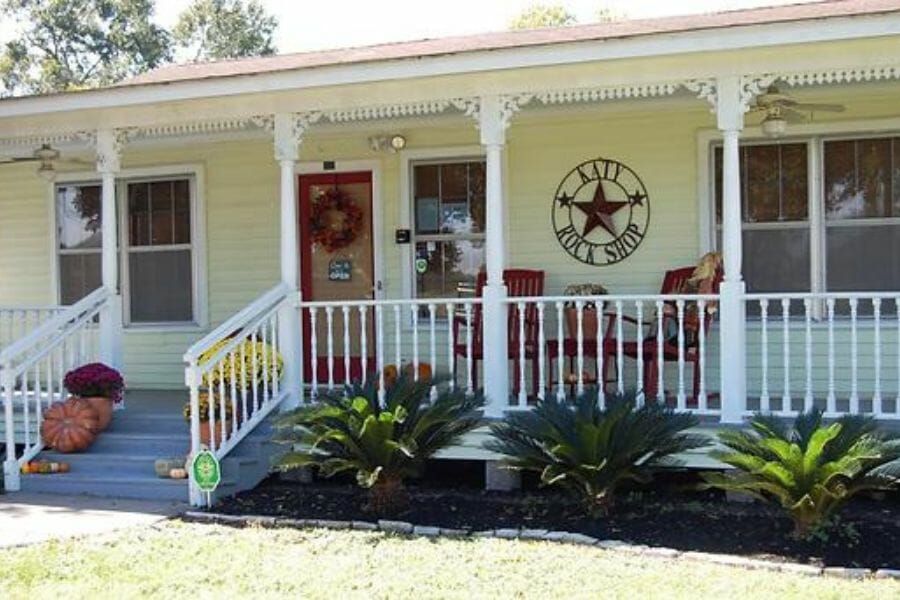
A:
[[0, 37, 899, 154]]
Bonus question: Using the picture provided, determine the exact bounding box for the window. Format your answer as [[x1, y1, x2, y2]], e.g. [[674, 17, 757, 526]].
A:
[[713, 135, 900, 311], [714, 143, 810, 295], [56, 183, 102, 305], [55, 174, 200, 326], [823, 138, 900, 294], [124, 178, 195, 324], [412, 159, 486, 304]]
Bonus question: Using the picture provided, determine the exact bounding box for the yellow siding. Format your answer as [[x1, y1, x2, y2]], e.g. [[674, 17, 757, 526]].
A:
[[2, 79, 900, 394]]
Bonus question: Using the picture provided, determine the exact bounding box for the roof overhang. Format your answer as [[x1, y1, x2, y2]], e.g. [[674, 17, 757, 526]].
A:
[[1, 9, 900, 119]]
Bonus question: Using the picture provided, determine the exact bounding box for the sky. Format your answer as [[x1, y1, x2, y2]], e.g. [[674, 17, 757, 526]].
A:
[[151, 0, 820, 54]]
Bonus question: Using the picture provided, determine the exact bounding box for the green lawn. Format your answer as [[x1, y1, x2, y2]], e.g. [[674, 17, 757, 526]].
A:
[[0, 521, 897, 599]]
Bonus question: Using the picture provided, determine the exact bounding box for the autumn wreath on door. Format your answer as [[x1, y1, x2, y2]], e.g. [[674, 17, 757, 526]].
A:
[[311, 188, 364, 252]]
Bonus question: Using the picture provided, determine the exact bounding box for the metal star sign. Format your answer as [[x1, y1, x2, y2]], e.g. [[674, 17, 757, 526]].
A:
[[550, 157, 651, 267], [573, 180, 628, 238]]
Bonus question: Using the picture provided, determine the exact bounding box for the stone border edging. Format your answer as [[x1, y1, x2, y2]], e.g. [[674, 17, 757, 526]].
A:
[[182, 511, 900, 581]]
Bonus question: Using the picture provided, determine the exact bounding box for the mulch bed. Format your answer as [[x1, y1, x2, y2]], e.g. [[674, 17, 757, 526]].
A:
[[213, 469, 900, 570]]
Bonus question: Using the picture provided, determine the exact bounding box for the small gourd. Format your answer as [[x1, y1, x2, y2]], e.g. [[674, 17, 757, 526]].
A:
[[169, 468, 188, 479]]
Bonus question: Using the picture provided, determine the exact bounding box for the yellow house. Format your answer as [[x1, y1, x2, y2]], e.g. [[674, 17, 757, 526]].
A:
[[3, 0, 900, 503]]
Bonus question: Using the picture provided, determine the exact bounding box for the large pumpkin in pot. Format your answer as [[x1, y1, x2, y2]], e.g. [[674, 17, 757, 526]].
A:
[[41, 397, 100, 453]]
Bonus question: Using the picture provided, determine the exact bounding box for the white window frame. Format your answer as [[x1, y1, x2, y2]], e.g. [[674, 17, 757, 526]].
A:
[[51, 164, 207, 331], [699, 117, 900, 303], [53, 180, 103, 305], [399, 146, 488, 307]]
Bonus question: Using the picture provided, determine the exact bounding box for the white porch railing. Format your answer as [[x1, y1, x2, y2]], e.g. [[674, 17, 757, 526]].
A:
[[503, 294, 721, 415], [299, 297, 483, 401], [2, 288, 109, 490], [747, 292, 900, 420], [0, 307, 65, 350], [184, 284, 293, 505]]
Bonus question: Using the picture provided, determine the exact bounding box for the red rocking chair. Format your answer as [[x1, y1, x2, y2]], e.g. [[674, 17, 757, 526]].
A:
[[452, 269, 545, 396], [603, 266, 722, 404]]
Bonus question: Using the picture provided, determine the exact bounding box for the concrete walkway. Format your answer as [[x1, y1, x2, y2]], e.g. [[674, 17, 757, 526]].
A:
[[0, 493, 186, 548]]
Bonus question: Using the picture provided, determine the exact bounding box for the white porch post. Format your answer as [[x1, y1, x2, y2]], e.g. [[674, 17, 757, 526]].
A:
[[479, 95, 510, 418], [95, 129, 123, 371], [715, 76, 747, 424], [273, 113, 303, 409]]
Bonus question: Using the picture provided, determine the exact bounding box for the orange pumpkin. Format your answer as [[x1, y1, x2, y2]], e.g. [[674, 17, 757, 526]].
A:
[[41, 398, 100, 453]]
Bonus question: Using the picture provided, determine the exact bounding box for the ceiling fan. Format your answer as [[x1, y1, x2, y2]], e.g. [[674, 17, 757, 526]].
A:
[[0, 143, 90, 180], [749, 85, 845, 137]]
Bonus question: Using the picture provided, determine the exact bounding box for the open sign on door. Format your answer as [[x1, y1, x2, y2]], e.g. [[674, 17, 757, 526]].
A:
[[328, 259, 352, 281]]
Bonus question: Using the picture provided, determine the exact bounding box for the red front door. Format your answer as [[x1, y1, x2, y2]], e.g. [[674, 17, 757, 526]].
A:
[[299, 171, 375, 384]]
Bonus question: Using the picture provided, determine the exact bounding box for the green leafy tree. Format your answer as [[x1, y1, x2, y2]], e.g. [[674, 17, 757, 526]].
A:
[[703, 410, 900, 538], [0, 0, 171, 96], [509, 3, 577, 30], [595, 6, 625, 23], [173, 0, 277, 62]]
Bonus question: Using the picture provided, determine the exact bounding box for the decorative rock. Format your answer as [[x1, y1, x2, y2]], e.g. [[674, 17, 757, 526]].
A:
[[315, 519, 350, 530], [494, 528, 520, 539], [351, 521, 378, 531], [542, 531, 570, 542], [214, 514, 249, 525], [275, 518, 311, 529], [378, 520, 414, 534], [519, 529, 550, 540], [472, 530, 496, 538], [439, 528, 469, 538], [595, 539, 630, 550], [559, 533, 598, 546], [823, 567, 869, 580], [413, 526, 442, 537], [874, 569, 900, 580], [244, 515, 277, 527]]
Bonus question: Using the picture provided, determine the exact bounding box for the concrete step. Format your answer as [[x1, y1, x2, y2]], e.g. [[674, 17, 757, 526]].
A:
[[19, 473, 199, 501], [38, 452, 166, 478], [89, 432, 192, 456], [105, 413, 188, 435]]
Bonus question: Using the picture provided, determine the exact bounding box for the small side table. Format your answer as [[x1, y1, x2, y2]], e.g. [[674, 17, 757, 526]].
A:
[[545, 338, 617, 395]]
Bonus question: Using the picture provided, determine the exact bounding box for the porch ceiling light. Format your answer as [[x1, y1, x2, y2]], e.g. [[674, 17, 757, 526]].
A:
[[368, 134, 407, 152], [761, 114, 787, 138], [390, 134, 407, 151]]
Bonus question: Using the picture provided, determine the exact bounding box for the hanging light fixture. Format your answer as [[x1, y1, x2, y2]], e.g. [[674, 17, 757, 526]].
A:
[[761, 114, 787, 138]]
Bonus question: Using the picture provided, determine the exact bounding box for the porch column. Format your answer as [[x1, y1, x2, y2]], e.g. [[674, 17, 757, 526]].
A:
[[715, 76, 747, 424], [273, 113, 303, 409], [479, 95, 510, 418], [95, 129, 123, 371]]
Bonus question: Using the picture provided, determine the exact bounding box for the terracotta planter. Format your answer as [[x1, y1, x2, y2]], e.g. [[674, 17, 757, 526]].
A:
[[565, 307, 599, 341], [82, 396, 113, 431], [199, 419, 232, 448]]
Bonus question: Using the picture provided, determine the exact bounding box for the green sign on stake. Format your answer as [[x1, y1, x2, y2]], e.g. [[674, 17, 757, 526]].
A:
[[191, 450, 221, 506]]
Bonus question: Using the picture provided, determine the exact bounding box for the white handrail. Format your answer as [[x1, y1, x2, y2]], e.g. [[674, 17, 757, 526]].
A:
[[2, 287, 110, 491], [0, 288, 109, 366], [184, 284, 290, 363], [185, 284, 293, 506]]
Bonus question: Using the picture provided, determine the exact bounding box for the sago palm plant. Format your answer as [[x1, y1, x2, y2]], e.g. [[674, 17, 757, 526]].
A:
[[486, 392, 706, 516], [274, 376, 483, 513], [703, 409, 900, 538]]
